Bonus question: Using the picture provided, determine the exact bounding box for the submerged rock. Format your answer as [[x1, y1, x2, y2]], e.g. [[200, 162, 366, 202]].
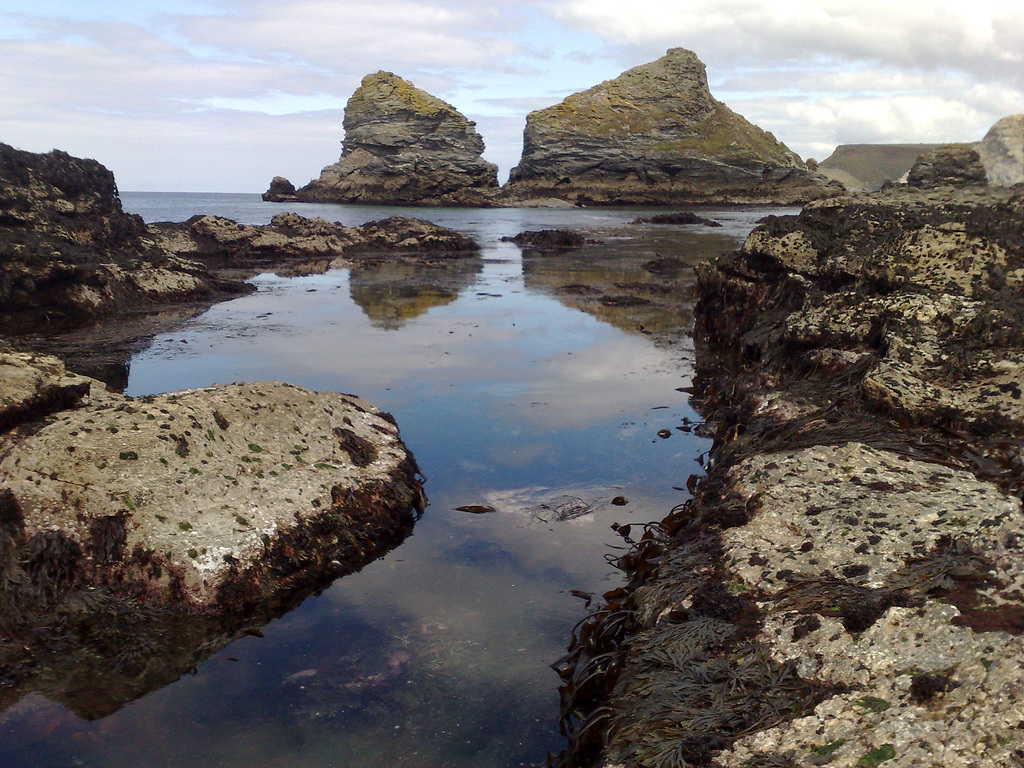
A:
[[503, 48, 842, 206], [0, 143, 243, 330], [296, 71, 499, 206]]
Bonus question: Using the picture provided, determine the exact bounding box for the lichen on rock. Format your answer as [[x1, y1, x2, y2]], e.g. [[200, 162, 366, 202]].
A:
[[295, 71, 499, 206], [553, 183, 1024, 768], [0, 364, 424, 613], [503, 48, 843, 206]]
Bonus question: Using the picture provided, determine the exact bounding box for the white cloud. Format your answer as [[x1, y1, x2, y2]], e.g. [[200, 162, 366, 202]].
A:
[[1, 0, 1021, 189]]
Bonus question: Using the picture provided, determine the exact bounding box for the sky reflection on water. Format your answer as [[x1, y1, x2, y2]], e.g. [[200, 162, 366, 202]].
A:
[[2, 196, 766, 768]]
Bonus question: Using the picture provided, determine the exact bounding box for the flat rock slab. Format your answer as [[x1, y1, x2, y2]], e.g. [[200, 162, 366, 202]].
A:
[[716, 442, 1024, 768], [1, 377, 423, 611]]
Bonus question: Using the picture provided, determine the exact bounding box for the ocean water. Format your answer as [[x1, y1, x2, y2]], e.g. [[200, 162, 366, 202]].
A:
[[2, 194, 778, 768]]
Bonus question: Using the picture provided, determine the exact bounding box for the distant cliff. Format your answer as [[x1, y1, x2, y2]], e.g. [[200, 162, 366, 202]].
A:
[[296, 72, 499, 206], [502, 48, 842, 205], [817, 143, 944, 191]]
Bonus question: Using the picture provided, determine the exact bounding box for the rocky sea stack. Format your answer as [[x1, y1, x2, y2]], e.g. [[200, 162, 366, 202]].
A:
[[296, 71, 499, 206], [503, 48, 842, 206]]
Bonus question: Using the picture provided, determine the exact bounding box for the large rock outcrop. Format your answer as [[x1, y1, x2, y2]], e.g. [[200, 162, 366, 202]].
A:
[[977, 114, 1024, 188], [295, 72, 499, 206], [0, 143, 244, 330], [503, 48, 842, 206], [552, 185, 1024, 768], [906, 143, 988, 188]]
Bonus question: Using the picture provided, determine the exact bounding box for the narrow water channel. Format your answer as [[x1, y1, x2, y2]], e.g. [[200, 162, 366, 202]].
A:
[[1, 196, 775, 768]]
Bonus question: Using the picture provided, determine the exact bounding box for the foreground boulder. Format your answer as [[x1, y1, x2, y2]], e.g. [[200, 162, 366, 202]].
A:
[[0, 143, 244, 330], [553, 185, 1024, 767], [0, 349, 424, 716], [0, 351, 424, 613], [503, 48, 842, 206], [295, 71, 499, 206]]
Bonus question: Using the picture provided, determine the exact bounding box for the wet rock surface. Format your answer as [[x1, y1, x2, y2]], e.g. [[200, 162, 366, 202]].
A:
[[503, 48, 842, 207], [502, 229, 591, 251], [630, 212, 721, 227], [295, 71, 499, 206], [554, 185, 1024, 768]]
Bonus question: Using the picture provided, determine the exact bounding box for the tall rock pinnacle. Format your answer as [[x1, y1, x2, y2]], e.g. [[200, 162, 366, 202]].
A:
[[297, 72, 499, 206]]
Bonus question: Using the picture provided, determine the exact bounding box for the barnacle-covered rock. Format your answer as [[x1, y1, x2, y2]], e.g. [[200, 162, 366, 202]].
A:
[[559, 184, 1024, 768], [0, 373, 423, 612]]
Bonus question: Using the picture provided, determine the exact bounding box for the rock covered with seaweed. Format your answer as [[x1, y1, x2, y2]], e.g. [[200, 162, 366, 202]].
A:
[[294, 71, 499, 206], [148, 212, 480, 279], [503, 48, 843, 206], [0, 348, 425, 714], [552, 182, 1024, 768]]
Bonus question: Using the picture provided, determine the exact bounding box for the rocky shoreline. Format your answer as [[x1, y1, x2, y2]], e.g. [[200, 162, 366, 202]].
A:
[[553, 176, 1024, 767], [0, 144, 475, 719]]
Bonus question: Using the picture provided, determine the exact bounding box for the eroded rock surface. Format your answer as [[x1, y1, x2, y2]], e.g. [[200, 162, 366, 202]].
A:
[[296, 71, 499, 206], [0, 143, 243, 330], [503, 48, 842, 206], [554, 185, 1024, 768], [0, 352, 424, 613]]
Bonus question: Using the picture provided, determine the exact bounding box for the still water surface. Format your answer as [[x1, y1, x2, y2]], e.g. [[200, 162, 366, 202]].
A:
[[2, 195, 775, 767]]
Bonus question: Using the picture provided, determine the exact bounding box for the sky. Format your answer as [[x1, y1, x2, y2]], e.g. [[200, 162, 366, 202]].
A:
[[1, 0, 1021, 192]]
